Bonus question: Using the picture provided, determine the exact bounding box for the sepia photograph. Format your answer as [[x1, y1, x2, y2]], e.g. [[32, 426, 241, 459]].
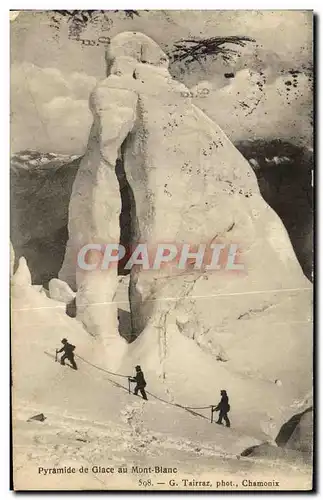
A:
[[10, 9, 313, 491]]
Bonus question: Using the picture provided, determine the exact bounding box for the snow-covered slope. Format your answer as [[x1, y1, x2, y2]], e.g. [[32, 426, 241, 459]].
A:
[[12, 279, 311, 490], [12, 254, 312, 489]]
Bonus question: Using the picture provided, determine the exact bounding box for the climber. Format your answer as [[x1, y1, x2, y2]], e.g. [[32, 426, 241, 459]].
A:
[[56, 338, 77, 370], [130, 365, 148, 400], [212, 389, 230, 427]]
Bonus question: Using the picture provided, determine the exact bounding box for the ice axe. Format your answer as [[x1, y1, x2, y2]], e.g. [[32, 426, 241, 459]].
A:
[[211, 405, 215, 423], [55, 349, 58, 363]]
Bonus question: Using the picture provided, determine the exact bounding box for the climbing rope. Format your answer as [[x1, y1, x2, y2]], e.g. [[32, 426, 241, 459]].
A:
[[48, 350, 215, 422], [74, 354, 130, 379], [182, 405, 213, 410]]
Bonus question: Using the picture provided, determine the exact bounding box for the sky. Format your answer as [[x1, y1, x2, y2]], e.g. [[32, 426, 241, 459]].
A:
[[10, 10, 313, 153]]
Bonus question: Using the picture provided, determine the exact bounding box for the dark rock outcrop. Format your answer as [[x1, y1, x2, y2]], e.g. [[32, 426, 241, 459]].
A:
[[241, 406, 313, 464], [10, 151, 82, 286], [241, 442, 306, 463], [235, 140, 313, 281], [276, 406, 313, 456]]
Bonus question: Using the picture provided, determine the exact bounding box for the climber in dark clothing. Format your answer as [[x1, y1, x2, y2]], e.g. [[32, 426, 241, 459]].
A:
[[57, 338, 77, 370], [213, 389, 230, 427], [130, 365, 148, 400]]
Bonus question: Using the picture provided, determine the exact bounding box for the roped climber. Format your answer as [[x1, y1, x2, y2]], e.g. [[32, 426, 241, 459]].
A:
[[129, 365, 148, 400], [212, 389, 231, 427], [56, 338, 77, 370]]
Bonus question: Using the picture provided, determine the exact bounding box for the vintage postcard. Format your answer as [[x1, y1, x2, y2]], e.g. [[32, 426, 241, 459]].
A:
[[10, 10, 313, 491]]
